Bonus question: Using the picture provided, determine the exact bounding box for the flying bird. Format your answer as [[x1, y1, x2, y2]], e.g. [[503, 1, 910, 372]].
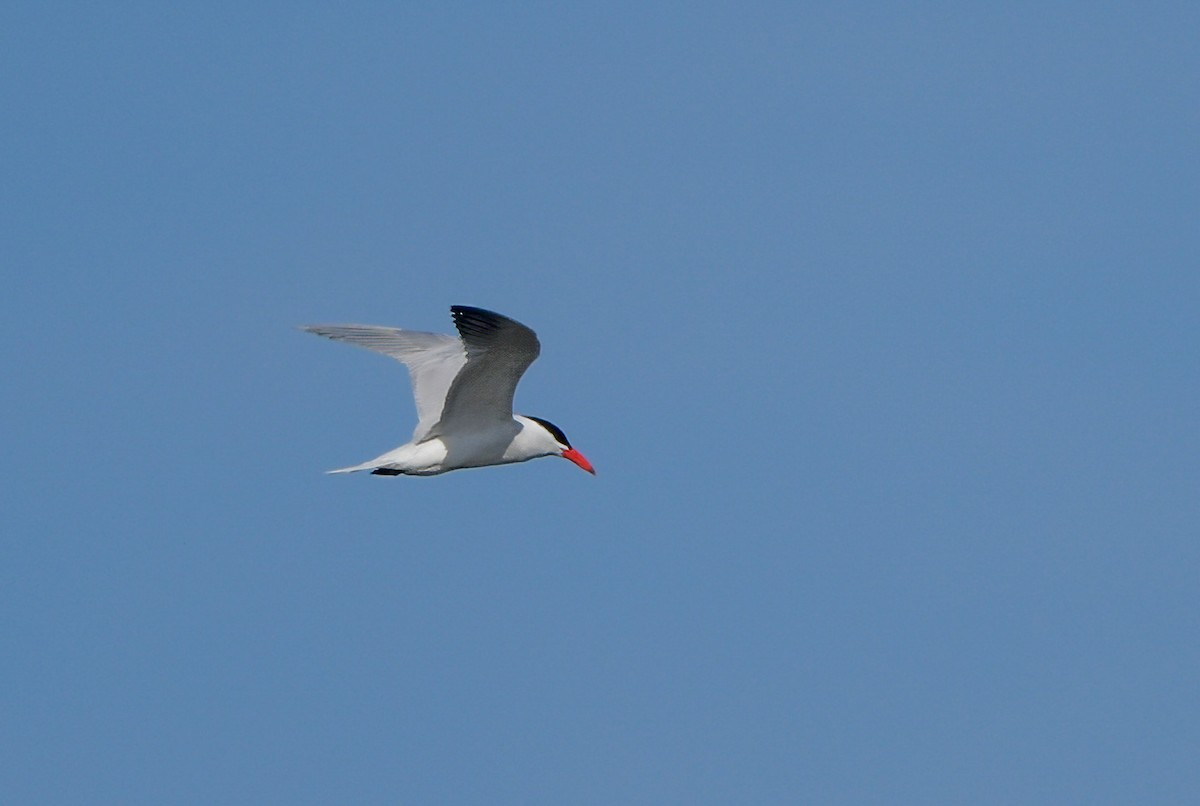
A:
[[301, 306, 594, 477]]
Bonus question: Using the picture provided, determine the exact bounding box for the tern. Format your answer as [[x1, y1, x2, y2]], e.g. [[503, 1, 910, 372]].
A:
[[301, 306, 594, 477]]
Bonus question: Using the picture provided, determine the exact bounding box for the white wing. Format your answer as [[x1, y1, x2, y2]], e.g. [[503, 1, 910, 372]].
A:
[[433, 306, 541, 433], [301, 324, 466, 441]]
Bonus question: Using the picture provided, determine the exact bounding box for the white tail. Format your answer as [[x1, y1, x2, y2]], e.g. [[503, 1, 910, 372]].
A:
[[326, 459, 390, 474]]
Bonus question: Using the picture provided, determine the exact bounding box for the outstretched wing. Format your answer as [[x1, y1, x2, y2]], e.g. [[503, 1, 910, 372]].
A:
[[433, 306, 541, 433], [301, 324, 466, 441]]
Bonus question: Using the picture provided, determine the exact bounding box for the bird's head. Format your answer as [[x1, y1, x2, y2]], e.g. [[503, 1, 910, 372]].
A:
[[521, 415, 595, 474]]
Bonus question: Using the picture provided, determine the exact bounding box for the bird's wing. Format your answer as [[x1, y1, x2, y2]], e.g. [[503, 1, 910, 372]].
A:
[[301, 324, 466, 441], [433, 306, 541, 433]]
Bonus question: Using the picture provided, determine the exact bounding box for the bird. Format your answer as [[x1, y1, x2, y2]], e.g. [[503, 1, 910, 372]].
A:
[[301, 305, 594, 477]]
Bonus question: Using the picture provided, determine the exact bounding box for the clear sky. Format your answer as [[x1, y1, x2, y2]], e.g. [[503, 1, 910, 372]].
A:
[[3, 4, 1197, 804]]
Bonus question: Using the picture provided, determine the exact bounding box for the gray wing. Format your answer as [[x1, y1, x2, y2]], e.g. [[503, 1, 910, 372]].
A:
[[433, 306, 541, 432], [301, 324, 466, 441]]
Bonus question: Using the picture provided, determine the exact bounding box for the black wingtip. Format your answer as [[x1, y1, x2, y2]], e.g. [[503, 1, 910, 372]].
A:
[[450, 305, 510, 335]]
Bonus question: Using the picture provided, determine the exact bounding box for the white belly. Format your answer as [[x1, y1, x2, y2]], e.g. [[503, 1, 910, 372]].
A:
[[333, 421, 526, 476]]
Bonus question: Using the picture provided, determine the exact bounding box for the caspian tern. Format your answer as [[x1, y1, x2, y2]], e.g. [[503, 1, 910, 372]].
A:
[[301, 306, 594, 477]]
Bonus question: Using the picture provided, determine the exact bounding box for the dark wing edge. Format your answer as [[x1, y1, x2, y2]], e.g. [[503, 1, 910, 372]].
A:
[[434, 306, 542, 429], [450, 306, 541, 361]]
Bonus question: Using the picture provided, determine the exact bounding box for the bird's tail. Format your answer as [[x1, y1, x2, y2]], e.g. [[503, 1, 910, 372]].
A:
[[327, 458, 396, 475]]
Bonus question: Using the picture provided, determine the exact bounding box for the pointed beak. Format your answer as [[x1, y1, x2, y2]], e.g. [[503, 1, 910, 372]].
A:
[[561, 447, 595, 475]]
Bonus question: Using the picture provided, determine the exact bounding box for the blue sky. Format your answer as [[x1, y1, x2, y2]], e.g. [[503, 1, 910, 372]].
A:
[[3, 4, 1198, 803]]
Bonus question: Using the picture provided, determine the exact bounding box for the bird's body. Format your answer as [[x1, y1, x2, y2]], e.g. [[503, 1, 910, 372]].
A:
[[302, 306, 593, 477]]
